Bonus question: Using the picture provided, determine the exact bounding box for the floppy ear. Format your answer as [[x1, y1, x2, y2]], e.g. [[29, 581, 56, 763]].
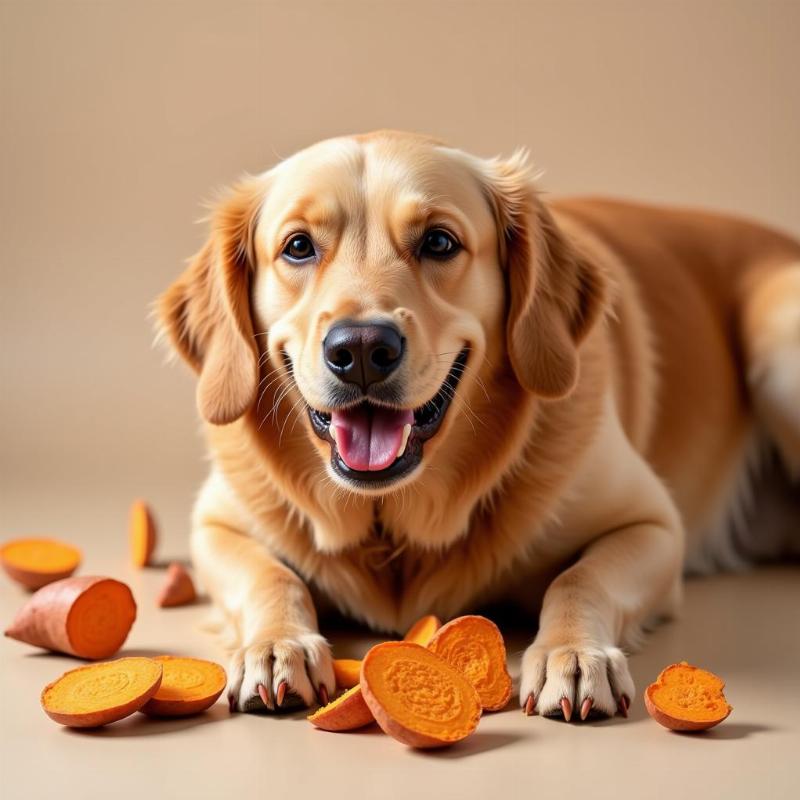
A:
[[157, 178, 264, 425], [483, 153, 606, 398]]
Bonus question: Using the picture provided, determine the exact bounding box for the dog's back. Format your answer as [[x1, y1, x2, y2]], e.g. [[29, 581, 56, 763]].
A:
[[554, 198, 800, 571]]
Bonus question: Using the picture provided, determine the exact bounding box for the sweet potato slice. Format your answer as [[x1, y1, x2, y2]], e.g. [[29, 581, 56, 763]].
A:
[[41, 657, 162, 727], [360, 641, 481, 748], [140, 656, 226, 717], [4, 575, 137, 659], [0, 538, 81, 590], [427, 615, 512, 711], [645, 662, 732, 731], [307, 685, 374, 731], [129, 500, 157, 568], [403, 614, 441, 647], [156, 563, 196, 608], [333, 658, 362, 689]]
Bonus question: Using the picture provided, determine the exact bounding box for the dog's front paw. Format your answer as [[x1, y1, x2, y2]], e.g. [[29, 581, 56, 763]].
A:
[[519, 641, 635, 721], [227, 632, 335, 713]]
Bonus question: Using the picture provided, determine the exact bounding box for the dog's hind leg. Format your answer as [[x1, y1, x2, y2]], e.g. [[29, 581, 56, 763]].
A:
[[738, 261, 800, 558], [741, 262, 800, 476]]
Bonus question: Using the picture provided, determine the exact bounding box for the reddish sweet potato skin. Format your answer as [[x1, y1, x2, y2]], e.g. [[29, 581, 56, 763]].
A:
[[1, 560, 78, 591], [644, 685, 731, 731], [4, 576, 136, 658], [140, 690, 223, 718]]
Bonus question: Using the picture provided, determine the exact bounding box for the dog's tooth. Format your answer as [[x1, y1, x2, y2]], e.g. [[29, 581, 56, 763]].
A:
[[397, 423, 412, 458]]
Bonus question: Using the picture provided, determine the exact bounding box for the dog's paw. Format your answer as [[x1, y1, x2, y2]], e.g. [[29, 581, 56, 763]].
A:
[[227, 632, 335, 713], [519, 641, 635, 721]]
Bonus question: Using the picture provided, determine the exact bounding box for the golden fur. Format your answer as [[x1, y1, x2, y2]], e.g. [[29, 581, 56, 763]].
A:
[[158, 130, 800, 717]]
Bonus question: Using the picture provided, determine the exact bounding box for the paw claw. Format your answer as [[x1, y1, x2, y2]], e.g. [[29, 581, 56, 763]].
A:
[[618, 694, 630, 718], [276, 680, 288, 708], [257, 683, 272, 709], [580, 696, 593, 721], [561, 697, 573, 722], [523, 693, 536, 716], [317, 684, 329, 706]]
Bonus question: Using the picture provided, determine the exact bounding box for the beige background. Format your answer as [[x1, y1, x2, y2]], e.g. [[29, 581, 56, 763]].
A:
[[1, 1, 798, 799]]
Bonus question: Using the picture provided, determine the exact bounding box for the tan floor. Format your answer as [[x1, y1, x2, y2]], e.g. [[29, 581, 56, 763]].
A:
[[1, 485, 798, 800]]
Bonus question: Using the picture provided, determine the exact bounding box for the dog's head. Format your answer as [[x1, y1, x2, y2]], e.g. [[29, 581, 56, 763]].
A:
[[158, 131, 604, 494]]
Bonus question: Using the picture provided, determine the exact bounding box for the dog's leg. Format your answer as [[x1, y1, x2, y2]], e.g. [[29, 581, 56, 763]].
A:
[[520, 403, 684, 721], [192, 474, 334, 713], [742, 262, 800, 476]]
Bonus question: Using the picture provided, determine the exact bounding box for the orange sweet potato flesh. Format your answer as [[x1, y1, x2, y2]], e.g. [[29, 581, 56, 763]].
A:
[[427, 615, 512, 711], [129, 500, 157, 568], [307, 685, 374, 731], [333, 658, 362, 689], [157, 563, 196, 608], [42, 657, 163, 727], [361, 641, 481, 748], [645, 662, 732, 731], [0, 538, 81, 590], [140, 656, 226, 717], [403, 614, 441, 647], [4, 575, 137, 659]]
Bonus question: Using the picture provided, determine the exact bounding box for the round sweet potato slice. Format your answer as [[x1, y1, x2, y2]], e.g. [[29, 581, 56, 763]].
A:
[[427, 615, 512, 711], [360, 641, 481, 748], [0, 538, 81, 590], [41, 657, 163, 727], [645, 662, 732, 731], [140, 656, 226, 717]]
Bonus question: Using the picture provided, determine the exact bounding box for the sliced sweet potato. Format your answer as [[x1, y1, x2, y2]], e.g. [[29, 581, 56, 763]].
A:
[[156, 563, 196, 608], [4, 575, 137, 659], [129, 500, 157, 568], [403, 614, 441, 647], [360, 641, 481, 748], [333, 658, 362, 689], [41, 657, 163, 727], [427, 614, 512, 711], [645, 662, 732, 731], [140, 656, 226, 717], [307, 685, 374, 731], [0, 538, 81, 590]]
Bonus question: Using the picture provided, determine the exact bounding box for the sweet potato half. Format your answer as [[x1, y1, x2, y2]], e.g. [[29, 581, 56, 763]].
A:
[[5, 575, 137, 659], [0, 538, 81, 590], [645, 662, 732, 731]]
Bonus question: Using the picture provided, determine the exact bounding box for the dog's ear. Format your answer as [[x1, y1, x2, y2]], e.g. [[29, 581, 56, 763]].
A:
[[157, 178, 264, 425], [482, 152, 606, 398]]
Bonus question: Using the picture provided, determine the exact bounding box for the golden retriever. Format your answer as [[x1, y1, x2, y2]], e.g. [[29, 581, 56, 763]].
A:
[[158, 130, 800, 720]]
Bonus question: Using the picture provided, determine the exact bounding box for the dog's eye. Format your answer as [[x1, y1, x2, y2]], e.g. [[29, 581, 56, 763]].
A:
[[282, 233, 316, 264], [419, 228, 461, 260]]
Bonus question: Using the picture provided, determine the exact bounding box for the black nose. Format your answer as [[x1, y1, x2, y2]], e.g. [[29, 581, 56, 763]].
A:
[[323, 321, 405, 390]]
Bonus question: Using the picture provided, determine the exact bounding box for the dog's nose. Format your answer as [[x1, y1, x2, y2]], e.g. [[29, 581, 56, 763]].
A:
[[323, 321, 405, 389]]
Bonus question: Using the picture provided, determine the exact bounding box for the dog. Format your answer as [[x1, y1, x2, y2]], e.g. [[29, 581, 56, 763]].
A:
[[157, 130, 800, 719]]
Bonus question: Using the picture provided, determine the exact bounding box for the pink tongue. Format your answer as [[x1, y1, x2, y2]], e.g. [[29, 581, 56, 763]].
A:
[[331, 406, 414, 472]]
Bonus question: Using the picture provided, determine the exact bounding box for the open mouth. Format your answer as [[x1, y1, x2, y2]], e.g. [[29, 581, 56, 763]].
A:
[[308, 347, 469, 487]]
